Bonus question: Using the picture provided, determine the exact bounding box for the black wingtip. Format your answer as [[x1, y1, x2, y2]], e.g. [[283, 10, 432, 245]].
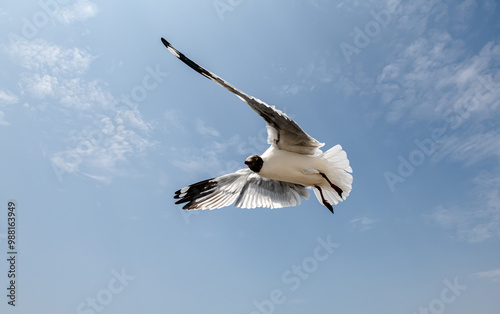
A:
[[161, 37, 171, 48], [173, 178, 218, 210]]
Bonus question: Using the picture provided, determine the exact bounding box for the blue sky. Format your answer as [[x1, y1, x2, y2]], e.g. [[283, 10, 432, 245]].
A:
[[1, 0, 499, 313]]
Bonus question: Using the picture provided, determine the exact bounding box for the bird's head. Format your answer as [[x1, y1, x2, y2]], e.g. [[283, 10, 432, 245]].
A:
[[244, 155, 263, 172]]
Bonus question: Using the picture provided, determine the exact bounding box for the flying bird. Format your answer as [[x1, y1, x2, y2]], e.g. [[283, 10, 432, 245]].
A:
[[162, 37, 353, 214]]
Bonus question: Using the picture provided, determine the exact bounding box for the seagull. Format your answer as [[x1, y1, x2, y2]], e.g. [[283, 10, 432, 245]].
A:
[[162, 37, 353, 214]]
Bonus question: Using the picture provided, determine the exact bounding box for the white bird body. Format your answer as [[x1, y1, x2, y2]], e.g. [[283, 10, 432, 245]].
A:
[[162, 37, 353, 214], [259, 146, 325, 187]]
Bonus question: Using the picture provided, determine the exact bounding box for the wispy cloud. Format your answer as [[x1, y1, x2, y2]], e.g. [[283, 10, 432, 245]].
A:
[[428, 169, 500, 242], [5, 38, 154, 182], [162, 109, 184, 133], [372, 0, 500, 124], [350, 215, 377, 231], [375, 28, 500, 164], [470, 268, 500, 282], [273, 56, 336, 96], [171, 114, 274, 179], [50, 113, 154, 182], [52, 0, 98, 24], [8, 39, 94, 75], [7, 39, 113, 112], [196, 118, 220, 137], [0, 89, 19, 126], [436, 131, 500, 166], [172, 133, 243, 177], [0, 89, 18, 105]]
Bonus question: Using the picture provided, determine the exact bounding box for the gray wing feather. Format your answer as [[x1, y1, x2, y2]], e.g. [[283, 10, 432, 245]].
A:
[[235, 174, 308, 209], [174, 169, 310, 210], [161, 38, 324, 155]]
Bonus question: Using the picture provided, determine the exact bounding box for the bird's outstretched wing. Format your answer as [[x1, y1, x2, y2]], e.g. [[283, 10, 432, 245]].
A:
[[174, 169, 310, 210], [161, 37, 324, 155]]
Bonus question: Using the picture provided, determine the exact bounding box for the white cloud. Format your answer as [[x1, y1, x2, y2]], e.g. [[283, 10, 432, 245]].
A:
[[7, 39, 94, 76], [8, 39, 126, 115], [393, 1, 442, 36], [52, 0, 98, 24], [196, 118, 220, 137], [374, 26, 500, 167], [428, 169, 500, 243], [0, 89, 19, 105], [0, 89, 19, 126], [23, 74, 57, 98], [335, 76, 360, 98], [428, 206, 493, 243], [6, 39, 117, 110], [173, 156, 216, 174], [372, 0, 499, 124], [172, 133, 245, 177], [471, 269, 500, 282], [120, 109, 152, 133], [163, 109, 184, 133], [58, 78, 114, 110], [273, 57, 335, 96], [5, 38, 154, 182], [435, 131, 500, 166], [172, 148, 227, 175], [376, 31, 500, 122], [350, 215, 377, 231], [50, 114, 154, 182]]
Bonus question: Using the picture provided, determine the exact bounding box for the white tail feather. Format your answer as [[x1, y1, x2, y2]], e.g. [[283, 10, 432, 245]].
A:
[[314, 145, 353, 206]]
